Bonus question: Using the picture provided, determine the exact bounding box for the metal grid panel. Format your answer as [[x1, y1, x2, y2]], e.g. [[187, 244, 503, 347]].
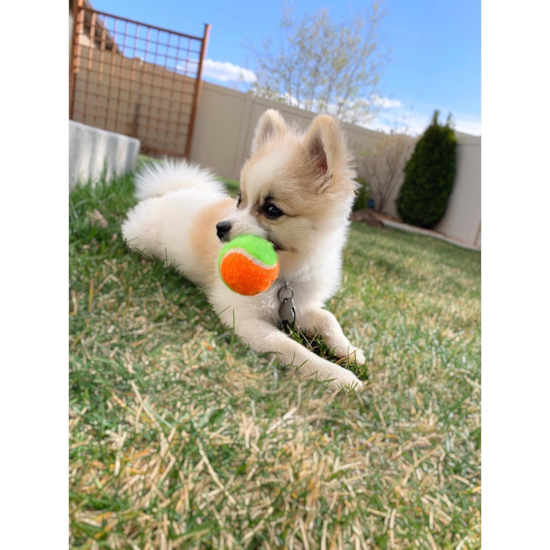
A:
[[69, 1, 210, 158]]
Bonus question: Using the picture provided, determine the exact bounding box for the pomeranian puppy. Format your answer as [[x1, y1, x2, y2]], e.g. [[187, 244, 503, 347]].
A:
[[123, 109, 365, 388]]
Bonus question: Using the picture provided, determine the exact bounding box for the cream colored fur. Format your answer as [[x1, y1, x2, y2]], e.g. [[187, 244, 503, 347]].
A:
[[122, 110, 365, 389]]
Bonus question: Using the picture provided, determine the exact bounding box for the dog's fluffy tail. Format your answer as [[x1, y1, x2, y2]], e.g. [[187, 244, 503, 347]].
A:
[[135, 160, 226, 201]]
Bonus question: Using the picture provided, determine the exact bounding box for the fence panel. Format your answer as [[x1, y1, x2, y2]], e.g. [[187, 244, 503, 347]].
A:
[[435, 134, 482, 245], [189, 85, 250, 179]]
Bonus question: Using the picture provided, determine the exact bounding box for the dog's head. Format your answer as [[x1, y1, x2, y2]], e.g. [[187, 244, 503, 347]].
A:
[[216, 110, 357, 272]]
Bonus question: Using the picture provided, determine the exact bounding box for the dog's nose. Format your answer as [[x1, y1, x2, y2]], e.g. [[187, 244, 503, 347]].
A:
[[216, 220, 232, 241]]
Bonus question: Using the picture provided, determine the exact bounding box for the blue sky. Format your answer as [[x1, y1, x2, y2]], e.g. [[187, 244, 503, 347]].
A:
[[92, 0, 481, 135]]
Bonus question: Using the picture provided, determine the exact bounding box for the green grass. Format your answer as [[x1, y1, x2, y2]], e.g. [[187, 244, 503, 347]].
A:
[[69, 172, 481, 549], [221, 177, 240, 197]]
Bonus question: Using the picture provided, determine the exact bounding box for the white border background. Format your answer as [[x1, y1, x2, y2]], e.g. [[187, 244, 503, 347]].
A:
[[1, 0, 550, 547], [2, 1, 68, 546], [483, 0, 550, 546]]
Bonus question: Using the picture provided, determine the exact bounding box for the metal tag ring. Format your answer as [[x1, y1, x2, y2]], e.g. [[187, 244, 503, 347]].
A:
[[278, 285, 294, 303]]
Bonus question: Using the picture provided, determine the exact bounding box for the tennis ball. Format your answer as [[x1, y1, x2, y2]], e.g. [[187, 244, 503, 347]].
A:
[[218, 235, 279, 296]]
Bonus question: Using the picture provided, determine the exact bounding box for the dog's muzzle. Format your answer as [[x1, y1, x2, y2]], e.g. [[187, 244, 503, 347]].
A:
[[216, 220, 232, 242]]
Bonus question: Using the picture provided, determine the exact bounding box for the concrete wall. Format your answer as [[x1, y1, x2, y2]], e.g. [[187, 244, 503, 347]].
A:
[[189, 82, 481, 248], [69, 120, 140, 188]]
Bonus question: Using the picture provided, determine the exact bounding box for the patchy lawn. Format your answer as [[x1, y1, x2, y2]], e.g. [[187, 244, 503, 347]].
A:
[[69, 172, 481, 549]]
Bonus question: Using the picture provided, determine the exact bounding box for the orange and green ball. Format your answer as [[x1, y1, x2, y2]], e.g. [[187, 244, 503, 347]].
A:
[[218, 235, 280, 296]]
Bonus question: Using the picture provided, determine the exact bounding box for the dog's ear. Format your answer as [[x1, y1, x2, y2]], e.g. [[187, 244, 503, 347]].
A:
[[250, 109, 288, 155], [303, 115, 351, 193]]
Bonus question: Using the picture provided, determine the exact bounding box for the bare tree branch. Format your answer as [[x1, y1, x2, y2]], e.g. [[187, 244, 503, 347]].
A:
[[357, 124, 416, 213], [244, 0, 390, 124]]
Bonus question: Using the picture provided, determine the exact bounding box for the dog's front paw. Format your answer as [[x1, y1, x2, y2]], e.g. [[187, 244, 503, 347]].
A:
[[348, 346, 366, 365], [334, 370, 364, 391]]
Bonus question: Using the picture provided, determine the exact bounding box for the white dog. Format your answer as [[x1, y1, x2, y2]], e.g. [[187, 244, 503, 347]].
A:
[[123, 110, 365, 388]]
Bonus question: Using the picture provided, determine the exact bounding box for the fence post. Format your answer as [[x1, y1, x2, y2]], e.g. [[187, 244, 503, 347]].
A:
[[69, 0, 82, 119], [231, 90, 254, 179], [185, 23, 211, 160]]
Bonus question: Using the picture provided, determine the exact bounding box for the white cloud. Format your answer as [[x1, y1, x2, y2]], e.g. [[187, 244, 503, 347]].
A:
[[366, 111, 428, 136], [364, 106, 481, 137], [371, 95, 402, 109], [277, 92, 480, 137], [303, 93, 480, 136], [202, 59, 257, 83]]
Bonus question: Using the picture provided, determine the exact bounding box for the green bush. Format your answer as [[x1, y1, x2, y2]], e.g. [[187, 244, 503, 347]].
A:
[[396, 111, 457, 228], [353, 177, 370, 211]]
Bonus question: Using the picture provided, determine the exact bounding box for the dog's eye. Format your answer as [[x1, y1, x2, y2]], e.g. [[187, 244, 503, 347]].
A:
[[236, 193, 242, 208], [264, 203, 283, 219]]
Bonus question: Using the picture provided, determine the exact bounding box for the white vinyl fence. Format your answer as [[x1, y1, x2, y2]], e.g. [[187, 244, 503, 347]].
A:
[[189, 81, 481, 249]]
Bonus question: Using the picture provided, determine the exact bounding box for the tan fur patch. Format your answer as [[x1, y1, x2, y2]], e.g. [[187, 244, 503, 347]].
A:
[[189, 197, 237, 287]]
